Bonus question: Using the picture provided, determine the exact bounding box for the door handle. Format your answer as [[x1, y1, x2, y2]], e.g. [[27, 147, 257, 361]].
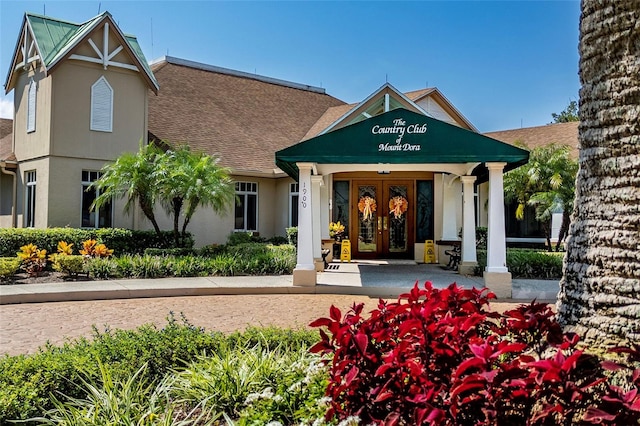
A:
[[377, 216, 382, 233], [383, 216, 388, 231]]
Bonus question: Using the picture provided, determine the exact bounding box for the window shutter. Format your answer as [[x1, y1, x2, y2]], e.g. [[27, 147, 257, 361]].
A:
[[27, 79, 36, 133], [91, 77, 113, 132]]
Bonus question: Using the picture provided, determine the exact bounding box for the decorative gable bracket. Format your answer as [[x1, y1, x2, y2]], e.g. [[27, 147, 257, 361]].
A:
[[69, 22, 138, 72], [14, 27, 41, 71]]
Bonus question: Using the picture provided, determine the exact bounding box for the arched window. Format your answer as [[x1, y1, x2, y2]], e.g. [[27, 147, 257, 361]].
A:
[[26, 78, 36, 133], [90, 76, 113, 132]]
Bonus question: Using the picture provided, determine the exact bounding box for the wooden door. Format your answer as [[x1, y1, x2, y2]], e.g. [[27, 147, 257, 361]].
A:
[[352, 180, 414, 258]]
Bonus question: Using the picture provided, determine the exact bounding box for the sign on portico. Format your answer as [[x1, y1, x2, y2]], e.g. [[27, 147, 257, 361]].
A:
[[372, 118, 427, 152]]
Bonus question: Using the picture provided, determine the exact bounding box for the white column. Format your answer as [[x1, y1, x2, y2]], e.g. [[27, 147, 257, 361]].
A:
[[293, 163, 316, 286], [311, 175, 323, 271], [484, 162, 511, 297], [460, 175, 477, 274]]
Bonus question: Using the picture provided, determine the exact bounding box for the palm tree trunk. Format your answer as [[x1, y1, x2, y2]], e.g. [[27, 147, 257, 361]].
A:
[[542, 219, 552, 252], [172, 197, 183, 247], [556, 210, 570, 252], [139, 199, 162, 236], [557, 0, 640, 345]]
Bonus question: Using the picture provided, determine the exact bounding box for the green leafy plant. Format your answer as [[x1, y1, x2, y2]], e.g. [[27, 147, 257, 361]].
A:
[[286, 226, 298, 247], [31, 362, 170, 425], [0, 257, 21, 282], [0, 317, 319, 423], [86, 256, 117, 279], [166, 342, 328, 424], [227, 231, 254, 246], [475, 248, 563, 278], [52, 255, 86, 278]]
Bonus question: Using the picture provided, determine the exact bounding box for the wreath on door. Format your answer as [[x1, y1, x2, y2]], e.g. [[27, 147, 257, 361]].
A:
[[358, 196, 377, 221], [389, 196, 409, 219]]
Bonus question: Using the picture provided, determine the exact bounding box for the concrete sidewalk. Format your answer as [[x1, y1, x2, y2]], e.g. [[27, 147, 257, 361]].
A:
[[0, 261, 559, 305]]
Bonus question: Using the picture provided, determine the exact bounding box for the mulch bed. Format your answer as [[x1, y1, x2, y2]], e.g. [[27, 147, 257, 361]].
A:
[[1, 271, 94, 285]]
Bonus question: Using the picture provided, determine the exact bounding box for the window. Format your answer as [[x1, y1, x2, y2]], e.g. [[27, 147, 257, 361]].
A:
[[235, 181, 257, 231], [24, 171, 36, 227], [90, 76, 113, 132], [289, 182, 299, 227], [81, 170, 112, 228], [27, 78, 36, 133]]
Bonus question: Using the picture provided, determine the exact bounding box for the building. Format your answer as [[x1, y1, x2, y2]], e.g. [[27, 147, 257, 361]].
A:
[[1, 11, 577, 296], [1, 12, 158, 231]]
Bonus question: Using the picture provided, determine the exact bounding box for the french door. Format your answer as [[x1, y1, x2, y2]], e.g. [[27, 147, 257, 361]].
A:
[[352, 180, 414, 258]]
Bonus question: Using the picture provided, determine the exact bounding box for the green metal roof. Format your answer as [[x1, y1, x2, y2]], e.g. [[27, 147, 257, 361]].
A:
[[26, 13, 101, 66], [276, 108, 529, 180], [5, 12, 158, 92]]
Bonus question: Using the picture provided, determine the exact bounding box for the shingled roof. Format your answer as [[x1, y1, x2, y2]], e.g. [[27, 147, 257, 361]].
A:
[[147, 57, 345, 175], [0, 118, 16, 163], [484, 121, 579, 158]]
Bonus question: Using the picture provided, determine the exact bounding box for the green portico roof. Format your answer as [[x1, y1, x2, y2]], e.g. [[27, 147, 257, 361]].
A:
[[276, 108, 529, 181]]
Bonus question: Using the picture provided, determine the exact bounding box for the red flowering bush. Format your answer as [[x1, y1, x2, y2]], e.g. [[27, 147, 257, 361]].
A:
[[310, 282, 639, 425]]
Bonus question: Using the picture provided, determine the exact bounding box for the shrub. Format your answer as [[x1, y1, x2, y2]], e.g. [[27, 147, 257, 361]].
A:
[[17, 243, 47, 277], [51, 255, 85, 277], [227, 231, 254, 246], [311, 282, 637, 425], [475, 226, 487, 249], [198, 244, 225, 257], [286, 226, 298, 247], [166, 343, 327, 424], [0, 317, 320, 423], [85, 257, 117, 279], [475, 248, 563, 278], [144, 247, 197, 256], [267, 235, 289, 245], [0, 257, 21, 282]]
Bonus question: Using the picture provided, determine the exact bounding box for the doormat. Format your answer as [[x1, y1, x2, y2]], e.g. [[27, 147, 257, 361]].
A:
[[326, 264, 340, 270]]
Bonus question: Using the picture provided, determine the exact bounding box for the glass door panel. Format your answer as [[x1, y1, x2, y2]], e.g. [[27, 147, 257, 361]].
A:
[[387, 184, 409, 253], [356, 184, 379, 253]]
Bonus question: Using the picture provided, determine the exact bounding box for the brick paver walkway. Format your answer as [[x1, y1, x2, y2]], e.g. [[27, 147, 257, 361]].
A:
[[0, 295, 525, 356]]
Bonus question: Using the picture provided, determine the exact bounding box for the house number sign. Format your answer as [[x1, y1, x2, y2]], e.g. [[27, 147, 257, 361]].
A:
[[372, 118, 426, 152], [301, 182, 308, 209]]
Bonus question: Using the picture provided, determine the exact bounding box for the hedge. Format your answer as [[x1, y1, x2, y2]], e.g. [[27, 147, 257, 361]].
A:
[[475, 248, 564, 279], [0, 228, 193, 257]]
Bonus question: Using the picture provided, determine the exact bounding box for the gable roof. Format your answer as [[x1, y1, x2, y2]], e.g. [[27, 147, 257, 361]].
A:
[[303, 85, 477, 140], [5, 12, 158, 94], [408, 87, 478, 132], [484, 121, 579, 158], [147, 56, 346, 175], [314, 83, 430, 137]]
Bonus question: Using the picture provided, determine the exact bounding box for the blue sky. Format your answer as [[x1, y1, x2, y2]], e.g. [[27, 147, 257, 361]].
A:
[[1, 0, 580, 132]]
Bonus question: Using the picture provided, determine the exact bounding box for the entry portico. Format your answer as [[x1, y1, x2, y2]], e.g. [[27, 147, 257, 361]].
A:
[[276, 86, 529, 298]]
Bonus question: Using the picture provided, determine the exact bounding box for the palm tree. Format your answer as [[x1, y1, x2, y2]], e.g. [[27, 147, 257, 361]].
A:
[[91, 143, 163, 235], [504, 143, 577, 251], [556, 1, 640, 345], [155, 146, 235, 247]]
